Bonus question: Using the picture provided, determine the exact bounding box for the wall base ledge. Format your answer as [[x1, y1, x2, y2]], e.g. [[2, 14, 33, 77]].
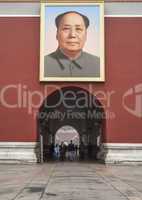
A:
[[98, 143, 142, 164], [0, 142, 39, 163]]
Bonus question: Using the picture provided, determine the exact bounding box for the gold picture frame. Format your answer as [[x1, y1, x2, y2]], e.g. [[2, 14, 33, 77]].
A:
[[40, 2, 104, 82]]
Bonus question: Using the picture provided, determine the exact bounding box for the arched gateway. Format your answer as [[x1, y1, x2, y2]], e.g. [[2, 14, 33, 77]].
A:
[[38, 86, 105, 162]]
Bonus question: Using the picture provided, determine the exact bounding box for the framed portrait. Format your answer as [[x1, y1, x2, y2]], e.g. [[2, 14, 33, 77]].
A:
[[40, 2, 104, 82]]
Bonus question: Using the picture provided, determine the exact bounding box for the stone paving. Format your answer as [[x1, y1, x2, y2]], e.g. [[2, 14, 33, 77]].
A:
[[0, 162, 142, 200]]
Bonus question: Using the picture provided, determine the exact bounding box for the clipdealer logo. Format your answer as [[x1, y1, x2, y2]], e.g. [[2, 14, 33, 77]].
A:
[[122, 83, 142, 118], [0, 84, 116, 119]]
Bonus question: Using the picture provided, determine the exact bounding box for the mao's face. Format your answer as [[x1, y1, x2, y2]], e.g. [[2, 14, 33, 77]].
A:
[[56, 13, 87, 54]]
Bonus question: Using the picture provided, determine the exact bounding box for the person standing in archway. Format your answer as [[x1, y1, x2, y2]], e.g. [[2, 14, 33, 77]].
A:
[[60, 142, 67, 161], [54, 144, 60, 160], [68, 140, 75, 161]]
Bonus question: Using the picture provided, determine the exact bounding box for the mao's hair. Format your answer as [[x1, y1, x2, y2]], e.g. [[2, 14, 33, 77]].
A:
[[55, 11, 90, 29]]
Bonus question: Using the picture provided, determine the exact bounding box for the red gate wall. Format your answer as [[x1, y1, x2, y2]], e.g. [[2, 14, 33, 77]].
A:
[[0, 17, 142, 143]]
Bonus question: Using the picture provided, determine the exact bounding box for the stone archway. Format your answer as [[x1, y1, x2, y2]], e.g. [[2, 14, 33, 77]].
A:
[[38, 86, 105, 162]]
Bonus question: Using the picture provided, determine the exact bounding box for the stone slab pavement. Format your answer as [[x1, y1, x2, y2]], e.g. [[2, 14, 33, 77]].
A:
[[0, 162, 142, 200]]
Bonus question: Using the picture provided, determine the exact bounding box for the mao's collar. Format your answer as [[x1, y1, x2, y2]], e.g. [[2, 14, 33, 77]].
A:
[[55, 49, 84, 70]]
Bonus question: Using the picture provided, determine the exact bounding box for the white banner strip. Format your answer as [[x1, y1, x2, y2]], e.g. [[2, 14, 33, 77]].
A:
[[0, 2, 142, 16]]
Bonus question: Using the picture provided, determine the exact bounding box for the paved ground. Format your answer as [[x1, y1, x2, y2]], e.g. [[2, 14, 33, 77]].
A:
[[0, 162, 142, 200]]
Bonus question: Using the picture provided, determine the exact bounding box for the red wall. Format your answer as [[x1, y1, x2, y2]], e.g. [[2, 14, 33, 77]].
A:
[[0, 17, 142, 143]]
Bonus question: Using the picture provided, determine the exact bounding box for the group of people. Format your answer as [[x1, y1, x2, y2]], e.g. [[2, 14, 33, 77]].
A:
[[49, 140, 81, 161], [48, 140, 99, 161]]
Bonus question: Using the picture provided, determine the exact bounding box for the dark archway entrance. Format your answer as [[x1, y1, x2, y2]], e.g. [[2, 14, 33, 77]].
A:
[[38, 86, 105, 162]]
